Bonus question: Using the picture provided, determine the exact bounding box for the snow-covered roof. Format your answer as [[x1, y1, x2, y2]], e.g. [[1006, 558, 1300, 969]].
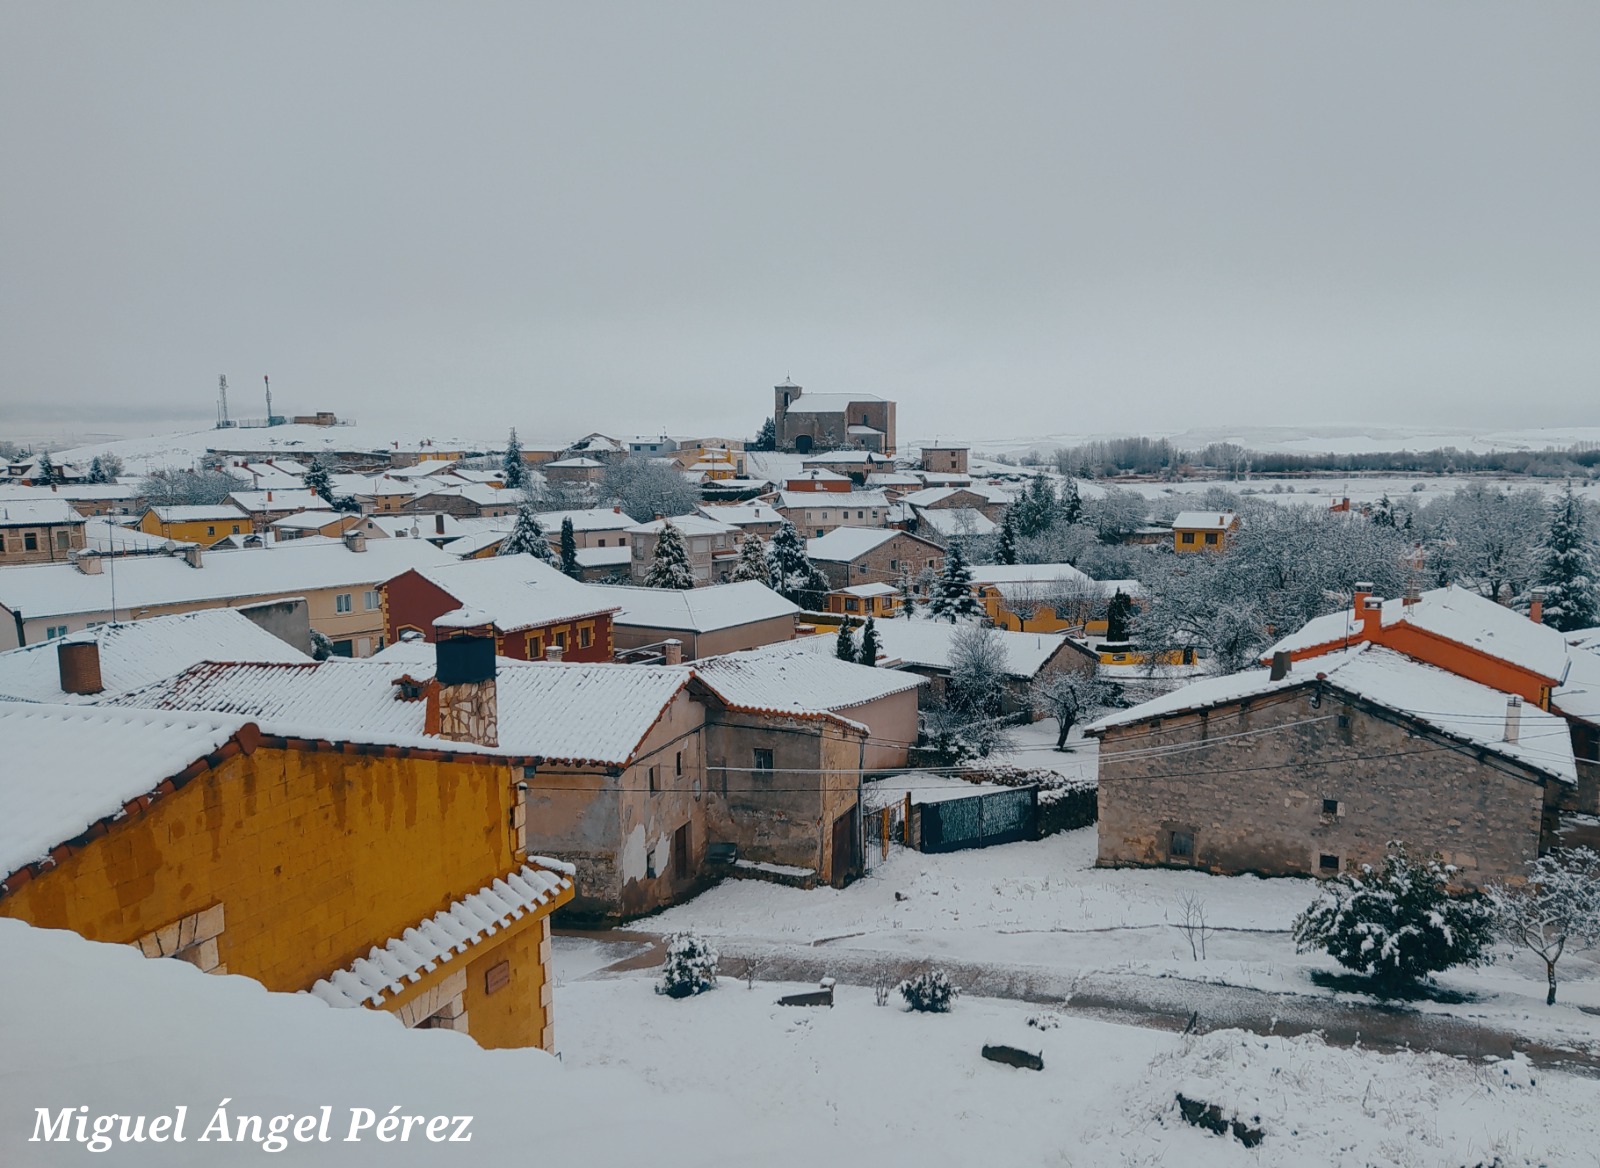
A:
[[695, 642, 923, 717], [410, 482, 514, 507], [697, 502, 783, 527], [226, 490, 331, 513], [916, 472, 974, 487], [626, 514, 738, 538], [1090, 645, 1577, 783], [0, 703, 250, 877], [0, 482, 139, 502], [776, 490, 890, 511], [865, 472, 923, 487], [145, 504, 250, 523], [786, 468, 853, 484], [967, 563, 1094, 587], [0, 609, 309, 704], [1264, 587, 1574, 682], [773, 620, 1076, 679], [309, 862, 573, 1008], [106, 658, 695, 767], [1171, 511, 1238, 530], [546, 456, 606, 469], [801, 451, 891, 467], [535, 507, 634, 532], [383, 459, 460, 478], [408, 557, 620, 632], [806, 527, 904, 561], [0, 539, 456, 621], [81, 518, 192, 554], [270, 511, 348, 530], [1553, 648, 1600, 726], [608, 581, 799, 632], [360, 512, 490, 539], [575, 546, 631, 568], [847, 425, 884, 436], [915, 507, 997, 536], [835, 582, 899, 598], [899, 485, 1010, 508], [783, 392, 886, 413], [440, 530, 509, 558], [0, 498, 86, 527]]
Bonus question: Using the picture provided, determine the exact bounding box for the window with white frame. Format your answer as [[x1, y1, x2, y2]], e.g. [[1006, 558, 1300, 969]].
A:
[[335, 593, 353, 613]]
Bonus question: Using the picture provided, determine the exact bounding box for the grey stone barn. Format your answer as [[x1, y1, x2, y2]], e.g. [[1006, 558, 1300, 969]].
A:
[[1087, 646, 1576, 889]]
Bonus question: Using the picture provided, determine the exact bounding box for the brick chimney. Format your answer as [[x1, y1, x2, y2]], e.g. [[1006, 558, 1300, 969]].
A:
[[182, 545, 203, 568], [57, 638, 103, 695], [1358, 594, 1382, 636], [1528, 588, 1546, 625], [544, 643, 563, 662], [343, 531, 367, 553], [1269, 650, 1290, 681], [431, 618, 497, 747], [1504, 695, 1522, 744], [662, 638, 683, 665], [435, 514, 446, 535], [1351, 582, 1373, 616], [73, 553, 103, 575]]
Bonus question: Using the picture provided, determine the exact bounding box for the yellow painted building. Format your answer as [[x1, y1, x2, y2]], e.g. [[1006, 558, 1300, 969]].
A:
[[1171, 510, 1239, 554], [0, 705, 572, 1051], [138, 505, 251, 544], [827, 583, 900, 618]]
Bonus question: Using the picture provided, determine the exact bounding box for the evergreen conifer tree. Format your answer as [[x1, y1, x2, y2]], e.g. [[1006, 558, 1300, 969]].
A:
[[87, 456, 107, 484], [729, 531, 771, 585], [858, 616, 881, 666], [644, 522, 696, 589], [35, 452, 58, 486], [753, 417, 777, 451], [1535, 485, 1598, 631], [995, 508, 1018, 565], [766, 521, 829, 609], [1058, 477, 1082, 526], [835, 621, 857, 661], [558, 516, 581, 579], [928, 543, 982, 621], [304, 457, 333, 504], [501, 428, 528, 491], [1016, 474, 1057, 536], [499, 500, 556, 562]]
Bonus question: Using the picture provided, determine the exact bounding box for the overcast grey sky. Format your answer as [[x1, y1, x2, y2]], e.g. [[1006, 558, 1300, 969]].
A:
[[2, 2, 1597, 445]]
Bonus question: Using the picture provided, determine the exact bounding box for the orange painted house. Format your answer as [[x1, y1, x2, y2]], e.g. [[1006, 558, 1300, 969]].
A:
[[1171, 511, 1239, 554]]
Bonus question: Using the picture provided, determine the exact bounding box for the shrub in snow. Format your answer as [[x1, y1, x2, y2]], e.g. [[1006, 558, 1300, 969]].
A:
[[899, 970, 958, 1013], [656, 932, 719, 999], [1292, 844, 1495, 995], [1490, 847, 1600, 1005]]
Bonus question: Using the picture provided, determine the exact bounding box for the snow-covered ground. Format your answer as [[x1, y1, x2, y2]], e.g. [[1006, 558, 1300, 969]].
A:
[[628, 830, 1600, 1055]]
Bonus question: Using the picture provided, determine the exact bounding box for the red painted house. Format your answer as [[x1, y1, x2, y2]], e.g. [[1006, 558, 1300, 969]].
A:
[[382, 557, 620, 663]]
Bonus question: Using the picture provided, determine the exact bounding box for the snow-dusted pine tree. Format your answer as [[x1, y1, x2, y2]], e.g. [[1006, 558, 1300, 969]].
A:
[[927, 543, 982, 622], [35, 452, 59, 485], [995, 508, 1018, 565], [304, 457, 333, 504], [644, 522, 696, 589], [501, 428, 528, 492], [558, 517, 581, 579], [729, 531, 771, 585], [858, 616, 881, 667], [835, 621, 857, 661], [1534, 485, 1598, 632], [499, 501, 556, 562], [1292, 845, 1495, 995], [87, 456, 109, 484], [656, 932, 719, 998], [766, 521, 828, 609], [1058, 476, 1082, 526], [1491, 848, 1600, 1005]]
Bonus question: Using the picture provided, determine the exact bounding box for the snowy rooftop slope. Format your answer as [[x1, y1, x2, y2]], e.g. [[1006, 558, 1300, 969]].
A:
[[81, 517, 192, 553], [225, 489, 330, 513], [697, 501, 783, 526], [695, 643, 924, 716], [310, 863, 573, 1008], [782, 391, 886, 412], [626, 514, 738, 537], [899, 485, 1010, 507], [439, 529, 508, 557], [575, 546, 630, 569], [1170, 510, 1237, 529], [0, 497, 86, 526], [0, 539, 455, 621], [776, 489, 890, 510], [966, 562, 1094, 587], [535, 506, 634, 532], [107, 659, 695, 767], [0, 704, 248, 876], [913, 507, 996, 536], [607, 581, 799, 632], [806, 526, 903, 561], [1264, 587, 1574, 682], [410, 556, 620, 632], [1091, 646, 1576, 783], [1553, 649, 1600, 725], [777, 620, 1075, 679], [0, 609, 309, 704], [145, 504, 249, 523], [0, 482, 140, 503]]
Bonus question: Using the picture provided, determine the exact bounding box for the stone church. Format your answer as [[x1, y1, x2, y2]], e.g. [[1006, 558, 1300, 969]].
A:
[[773, 381, 896, 456]]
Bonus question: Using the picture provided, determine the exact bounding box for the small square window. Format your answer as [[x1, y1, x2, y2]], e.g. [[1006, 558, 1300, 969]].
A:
[[1319, 854, 1341, 872], [1336, 714, 1351, 729], [1204, 532, 1218, 545], [1169, 830, 1194, 859], [648, 765, 658, 793], [580, 625, 592, 648], [675, 751, 683, 777], [753, 748, 774, 773], [1180, 532, 1195, 544], [1322, 798, 1340, 816]]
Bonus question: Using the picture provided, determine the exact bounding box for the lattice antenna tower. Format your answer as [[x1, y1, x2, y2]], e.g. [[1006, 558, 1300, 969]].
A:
[[217, 374, 229, 427]]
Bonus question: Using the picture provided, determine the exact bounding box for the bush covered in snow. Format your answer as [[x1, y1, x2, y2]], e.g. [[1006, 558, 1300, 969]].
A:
[[898, 970, 958, 1013], [1292, 845, 1495, 995], [656, 932, 719, 999]]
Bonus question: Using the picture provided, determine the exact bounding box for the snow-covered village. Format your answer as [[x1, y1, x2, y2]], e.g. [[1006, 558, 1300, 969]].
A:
[[5, 5, 1600, 1167]]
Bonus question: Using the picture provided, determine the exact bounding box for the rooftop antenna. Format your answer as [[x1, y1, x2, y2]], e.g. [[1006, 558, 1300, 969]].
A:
[[264, 374, 273, 423], [217, 374, 230, 428]]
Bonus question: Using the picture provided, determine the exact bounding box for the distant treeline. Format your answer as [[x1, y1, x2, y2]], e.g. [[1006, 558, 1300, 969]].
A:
[[996, 436, 1600, 479]]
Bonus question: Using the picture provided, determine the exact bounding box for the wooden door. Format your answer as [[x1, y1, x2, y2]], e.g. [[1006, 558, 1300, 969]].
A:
[[830, 810, 856, 887], [672, 823, 690, 881]]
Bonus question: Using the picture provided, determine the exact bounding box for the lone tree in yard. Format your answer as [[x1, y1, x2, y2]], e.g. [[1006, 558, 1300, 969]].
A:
[[1533, 484, 1598, 632], [304, 456, 334, 504], [656, 932, 719, 999], [1490, 848, 1600, 1006], [835, 621, 858, 662], [1031, 668, 1114, 749], [766, 521, 829, 610], [558, 517, 581, 578], [499, 500, 556, 562], [729, 531, 771, 586], [995, 508, 1018, 565], [927, 542, 982, 622], [858, 616, 881, 666], [644, 521, 696, 589], [924, 622, 1014, 759], [501, 428, 528, 491], [1292, 844, 1496, 997]]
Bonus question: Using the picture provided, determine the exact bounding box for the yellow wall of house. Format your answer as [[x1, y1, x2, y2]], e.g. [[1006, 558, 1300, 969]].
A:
[[0, 744, 557, 1046], [138, 512, 248, 543], [462, 915, 550, 1050]]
